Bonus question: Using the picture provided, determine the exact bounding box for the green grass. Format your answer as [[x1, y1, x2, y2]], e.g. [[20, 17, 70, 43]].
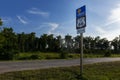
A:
[[111, 54, 120, 57], [12, 52, 120, 61], [83, 53, 104, 58], [13, 52, 59, 60], [0, 61, 120, 80], [84, 53, 120, 58], [13, 52, 81, 60], [84, 61, 120, 80]]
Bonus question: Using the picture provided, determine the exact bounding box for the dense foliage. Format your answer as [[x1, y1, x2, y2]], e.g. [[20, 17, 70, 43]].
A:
[[0, 27, 120, 59]]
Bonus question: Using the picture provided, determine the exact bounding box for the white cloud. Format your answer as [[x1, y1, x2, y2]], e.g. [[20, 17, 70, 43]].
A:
[[95, 27, 106, 34], [44, 23, 59, 34], [27, 8, 49, 17], [104, 18, 120, 27], [35, 22, 59, 35], [93, 3, 120, 40], [105, 5, 120, 26], [108, 4, 120, 20], [98, 28, 120, 41], [17, 16, 28, 24], [104, 4, 120, 40]]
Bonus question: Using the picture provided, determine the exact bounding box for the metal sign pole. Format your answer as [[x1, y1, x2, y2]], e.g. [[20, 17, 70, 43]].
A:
[[80, 33, 83, 77], [76, 5, 86, 79]]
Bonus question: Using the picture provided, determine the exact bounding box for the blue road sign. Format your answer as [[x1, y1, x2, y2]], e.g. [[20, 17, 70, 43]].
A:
[[76, 5, 86, 32]]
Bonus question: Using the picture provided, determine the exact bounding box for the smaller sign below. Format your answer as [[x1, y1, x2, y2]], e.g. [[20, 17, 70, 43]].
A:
[[77, 28, 85, 34]]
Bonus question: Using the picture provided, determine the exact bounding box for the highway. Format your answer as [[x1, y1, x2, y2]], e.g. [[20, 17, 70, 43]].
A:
[[0, 58, 120, 74]]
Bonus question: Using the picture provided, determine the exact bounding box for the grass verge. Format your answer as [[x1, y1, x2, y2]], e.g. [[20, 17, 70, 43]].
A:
[[13, 52, 80, 60], [0, 61, 120, 80], [12, 52, 120, 61]]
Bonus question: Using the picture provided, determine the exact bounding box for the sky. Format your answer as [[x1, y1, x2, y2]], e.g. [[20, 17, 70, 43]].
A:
[[0, 0, 120, 40]]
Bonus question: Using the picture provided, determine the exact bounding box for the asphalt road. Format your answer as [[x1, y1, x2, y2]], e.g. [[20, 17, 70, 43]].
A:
[[0, 58, 120, 74]]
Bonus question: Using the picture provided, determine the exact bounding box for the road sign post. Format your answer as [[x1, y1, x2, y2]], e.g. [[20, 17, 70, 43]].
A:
[[76, 5, 86, 78], [80, 33, 83, 77]]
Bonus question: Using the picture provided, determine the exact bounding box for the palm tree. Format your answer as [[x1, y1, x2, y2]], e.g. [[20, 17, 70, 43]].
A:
[[111, 37, 119, 53], [84, 36, 93, 49], [65, 34, 73, 52], [40, 34, 48, 51]]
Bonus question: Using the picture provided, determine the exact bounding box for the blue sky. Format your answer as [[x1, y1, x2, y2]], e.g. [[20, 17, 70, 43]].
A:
[[0, 0, 120, 40]]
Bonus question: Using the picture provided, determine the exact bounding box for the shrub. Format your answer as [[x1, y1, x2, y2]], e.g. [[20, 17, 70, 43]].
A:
[[30, 54, 39, 60], [104, 50, 111, 57], [0, 49, 19, 60], [59, 51, 68, 59], [68, 54, 74, 58], [18, 56, 30, 60]]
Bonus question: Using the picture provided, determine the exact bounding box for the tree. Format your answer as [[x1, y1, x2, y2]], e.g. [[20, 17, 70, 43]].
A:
[[0, 27, 18, 60], [17, 32, 26, 52], [34, 37, 39, 51], [55, 35, 62, 51], [65, 34, 73, 52], [0, 18, 2, 26], [93, 36, 100, 49], [96, 38, 109, 50], [39, 34, 48, 51], [26, 32, 36, 51], [47, 34, 54, 51], [0, 19, 4, 48], [84, 36, 93, 49], [111, 37, 119, 53], [2, 28, 17, 50], [74, 35, 80, 49]]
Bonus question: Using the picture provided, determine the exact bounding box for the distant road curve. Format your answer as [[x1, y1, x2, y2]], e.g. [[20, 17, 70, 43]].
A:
[[0, 58, 120, 74]]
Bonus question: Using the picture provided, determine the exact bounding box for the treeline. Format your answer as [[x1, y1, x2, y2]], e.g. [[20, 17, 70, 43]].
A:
[[0, 27, 120, 53]]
